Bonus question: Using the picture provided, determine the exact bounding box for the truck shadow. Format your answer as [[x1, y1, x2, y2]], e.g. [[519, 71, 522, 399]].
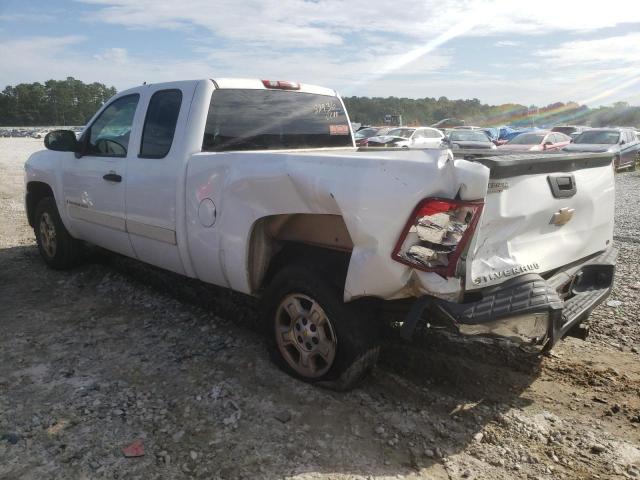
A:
[[1, 244, 542, 478]]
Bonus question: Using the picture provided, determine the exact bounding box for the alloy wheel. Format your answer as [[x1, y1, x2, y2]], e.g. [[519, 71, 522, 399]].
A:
[[39, 212, 57, 258], [275, 293, 337, 378]]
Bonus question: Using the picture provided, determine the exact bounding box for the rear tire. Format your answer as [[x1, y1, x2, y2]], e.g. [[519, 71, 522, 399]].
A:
[[261, 263, 380, 391], [34, 197, 83, 269]]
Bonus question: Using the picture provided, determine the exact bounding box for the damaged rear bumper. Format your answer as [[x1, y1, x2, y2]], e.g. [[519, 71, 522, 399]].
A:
[[401, 246, 617, 348]]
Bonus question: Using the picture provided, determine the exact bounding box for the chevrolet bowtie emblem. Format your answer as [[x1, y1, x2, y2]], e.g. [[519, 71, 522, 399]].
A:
[[551, 207, 575, 226]]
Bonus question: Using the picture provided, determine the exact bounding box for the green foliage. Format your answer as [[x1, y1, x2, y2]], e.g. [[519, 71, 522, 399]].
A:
[[343, 96, 640, 129], [0, 77, 117, 126]]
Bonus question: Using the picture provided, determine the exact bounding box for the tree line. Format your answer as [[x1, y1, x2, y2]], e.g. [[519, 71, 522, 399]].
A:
[[1, 78, 638, 129], [343, 97, 640, 129], [0, 77, 116, 126]]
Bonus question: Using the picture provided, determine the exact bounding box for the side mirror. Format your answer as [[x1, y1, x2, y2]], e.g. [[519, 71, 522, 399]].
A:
[[620, 140, 626, 145], [44, 130, 80, 152], [543, 141, 553, 149]]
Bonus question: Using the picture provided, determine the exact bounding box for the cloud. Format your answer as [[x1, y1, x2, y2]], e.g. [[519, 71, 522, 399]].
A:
[[0, 36, 214, 88], [93, 47, 128, 63], [532, 33, 640, 105], [77, 0, 640, 43], [3, 1, 640, 106], [494, 40, 520, 47], [71, 0, 640, 94], [0, 13, 55, 22], [540, 33, 640, 66]]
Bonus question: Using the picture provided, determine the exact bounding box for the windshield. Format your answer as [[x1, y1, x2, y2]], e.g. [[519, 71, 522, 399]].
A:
[[573, 130, 620, 145], [354, 128, 378, 139], [449, 131, 489, 142], [507, 133, 546, 145], [387, 128, 415, 138]]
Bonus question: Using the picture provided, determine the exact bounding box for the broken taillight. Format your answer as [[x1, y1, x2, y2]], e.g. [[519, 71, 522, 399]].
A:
[[392, 198, 484, 277]]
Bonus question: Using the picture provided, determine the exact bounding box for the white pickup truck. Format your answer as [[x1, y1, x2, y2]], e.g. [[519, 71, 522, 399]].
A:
[[25, 78, 617, 389]]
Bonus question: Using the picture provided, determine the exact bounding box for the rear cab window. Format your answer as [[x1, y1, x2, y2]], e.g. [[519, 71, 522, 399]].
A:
[[202, 89, 353, 151]]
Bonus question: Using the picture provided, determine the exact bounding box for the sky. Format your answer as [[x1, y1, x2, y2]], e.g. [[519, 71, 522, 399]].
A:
[[1, 0, 639, 107]]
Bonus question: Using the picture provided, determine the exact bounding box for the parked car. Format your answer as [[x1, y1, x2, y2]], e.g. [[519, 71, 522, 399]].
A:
[[366, 127, 445, 148], [431, 118, 465, 129], [447, 130, 496, 150], [563, 128, 639, 171], [25, 78, 616, 390], [451, 126, 483, 131], [354, 127, 381, 147], [498, 130, 571, 151], [551, 126, 588, 138]]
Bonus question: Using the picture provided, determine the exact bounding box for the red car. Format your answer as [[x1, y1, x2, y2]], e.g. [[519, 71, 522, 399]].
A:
[[497, 130, 571, 152]]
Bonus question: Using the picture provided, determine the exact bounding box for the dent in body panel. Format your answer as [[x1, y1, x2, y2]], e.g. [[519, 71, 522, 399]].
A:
[[185, 148, 489, 302], [467, 165, 615, 290]]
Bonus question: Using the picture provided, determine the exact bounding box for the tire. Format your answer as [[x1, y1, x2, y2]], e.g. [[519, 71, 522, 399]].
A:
[[34, 197, 83, 269], [613, 155, 621, 172], [261, 263, 381, 391]]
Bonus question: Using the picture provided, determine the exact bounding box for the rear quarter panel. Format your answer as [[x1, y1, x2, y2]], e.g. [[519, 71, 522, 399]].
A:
[[185, 148, 489, 301]]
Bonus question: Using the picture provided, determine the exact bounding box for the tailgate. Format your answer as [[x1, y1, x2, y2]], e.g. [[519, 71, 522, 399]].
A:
[[463, 152, 615, 290]]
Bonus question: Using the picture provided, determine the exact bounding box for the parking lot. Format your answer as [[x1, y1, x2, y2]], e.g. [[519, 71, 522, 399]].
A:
[[1, 137, 639, 479]]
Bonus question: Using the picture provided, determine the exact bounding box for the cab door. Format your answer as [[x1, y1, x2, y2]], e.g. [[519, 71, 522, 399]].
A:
[[62, 93, 141, 256], [124, 83, 195, 275]]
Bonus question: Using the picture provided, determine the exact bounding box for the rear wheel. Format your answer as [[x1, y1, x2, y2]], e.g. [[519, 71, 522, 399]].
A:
[[262, 263, 380, 390], [34, 197, 82, 269]]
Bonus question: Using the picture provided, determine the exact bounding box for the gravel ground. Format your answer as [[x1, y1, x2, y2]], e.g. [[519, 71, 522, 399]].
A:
[[1, 138, 639, 480]]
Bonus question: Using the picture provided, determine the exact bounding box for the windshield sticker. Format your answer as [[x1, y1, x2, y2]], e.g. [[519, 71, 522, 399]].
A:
[[329, 124, 349, 135], [314, 102, 341, 120]]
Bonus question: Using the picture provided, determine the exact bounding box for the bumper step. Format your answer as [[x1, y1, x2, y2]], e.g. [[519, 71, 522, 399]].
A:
[[401, 247, 617, 347]]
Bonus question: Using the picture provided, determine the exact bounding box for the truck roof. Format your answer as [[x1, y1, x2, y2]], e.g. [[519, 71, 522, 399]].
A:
[[117, 78, 338, 97]]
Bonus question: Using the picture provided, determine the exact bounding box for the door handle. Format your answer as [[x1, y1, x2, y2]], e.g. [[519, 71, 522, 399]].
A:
[[103, 173, 122, 183]]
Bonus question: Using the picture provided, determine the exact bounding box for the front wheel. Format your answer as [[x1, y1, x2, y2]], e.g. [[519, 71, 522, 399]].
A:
[[262, 264, 380, 390], [34, 197, 83, 269]]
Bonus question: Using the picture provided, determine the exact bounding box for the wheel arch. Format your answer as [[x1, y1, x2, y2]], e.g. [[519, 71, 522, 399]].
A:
[[26, 181, 55, 227], [247, 213, 354, 295]]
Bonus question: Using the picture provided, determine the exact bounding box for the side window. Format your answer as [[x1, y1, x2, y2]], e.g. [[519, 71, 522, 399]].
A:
[[85, 94, 139, 157], [140, 89, 182, 158], [413, 130, 425, 139], [424, 129, 441, 138]]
